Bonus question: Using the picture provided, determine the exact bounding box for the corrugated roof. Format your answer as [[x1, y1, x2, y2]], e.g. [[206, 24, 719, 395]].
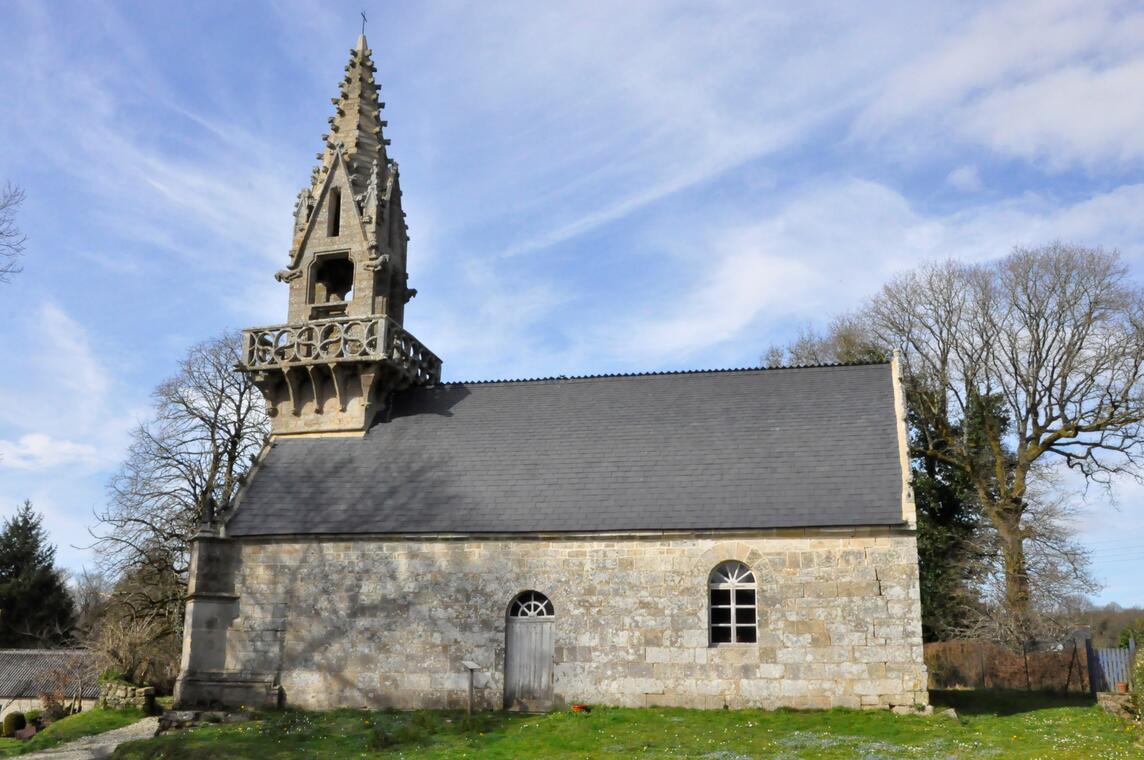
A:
[[0, 649, 99, 699], [225, 363, 906, 536]]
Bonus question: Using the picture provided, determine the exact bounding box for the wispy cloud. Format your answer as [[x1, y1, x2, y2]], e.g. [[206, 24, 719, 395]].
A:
[[563, 178, 1144, 368], [0, 434, 107, 471], [0, 303, 139, 454], [347, 2, 941, 257], [947, 165, 983, 192], [958, 59, 1144, 168], [2, 1, 297, 295], [855, 0, 1144, 169]]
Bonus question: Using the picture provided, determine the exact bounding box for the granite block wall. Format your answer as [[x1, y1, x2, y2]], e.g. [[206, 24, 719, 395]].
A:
[[178, 529, 927, 711]]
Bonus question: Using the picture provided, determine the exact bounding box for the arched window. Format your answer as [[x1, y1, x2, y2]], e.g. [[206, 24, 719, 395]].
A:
[[311, 256, 354, 304], [708, 560, 756, 644], [508, 590, 554, 618]]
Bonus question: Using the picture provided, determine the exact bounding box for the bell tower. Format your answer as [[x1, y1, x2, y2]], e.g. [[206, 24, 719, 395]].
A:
[[242, 34, 440, 436]]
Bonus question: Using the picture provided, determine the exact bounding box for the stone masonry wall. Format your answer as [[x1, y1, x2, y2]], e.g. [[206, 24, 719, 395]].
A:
[[99, 681, 156, 714], [211, 529, 927, 711]]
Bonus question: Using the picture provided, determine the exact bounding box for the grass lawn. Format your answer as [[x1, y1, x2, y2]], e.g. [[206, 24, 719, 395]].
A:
[[0, 708, 144, 757], [110, 691, 1141, 759]]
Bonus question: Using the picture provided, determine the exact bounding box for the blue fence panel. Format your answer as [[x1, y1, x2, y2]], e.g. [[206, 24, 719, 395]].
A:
[[1086, 637, 1137, 694]]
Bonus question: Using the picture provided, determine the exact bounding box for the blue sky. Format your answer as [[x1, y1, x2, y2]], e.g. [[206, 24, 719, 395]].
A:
[[1, 0, 1142, 605]]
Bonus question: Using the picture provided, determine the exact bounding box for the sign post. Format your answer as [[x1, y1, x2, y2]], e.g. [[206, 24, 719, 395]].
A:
[[461, 661, 481, 715]]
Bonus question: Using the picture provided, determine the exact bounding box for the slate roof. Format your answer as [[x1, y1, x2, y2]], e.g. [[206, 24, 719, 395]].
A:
[[0, 649, 99, 699], [226, 363, 906, 536]]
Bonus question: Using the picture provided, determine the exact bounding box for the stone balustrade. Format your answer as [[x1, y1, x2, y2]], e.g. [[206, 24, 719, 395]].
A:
[[243, 316, 440, 386]]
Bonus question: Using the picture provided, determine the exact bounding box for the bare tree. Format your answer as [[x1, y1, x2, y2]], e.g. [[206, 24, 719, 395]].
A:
[[0, 183, 26, 283], [91, 331, 269, 589], [88, 563, 185, 689], [867, 244, 1144, 643], [38, 657, 99, 717], [953, 469, 1097, 650], [764, 315, 888, 368], [88, 333, 268, 684], [91, 612, 179, 688], [71, 569, 113, 641]]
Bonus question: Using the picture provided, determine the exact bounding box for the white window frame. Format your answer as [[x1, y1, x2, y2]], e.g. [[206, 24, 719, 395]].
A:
[[509, 590, 554, 618], [708, 560, 757, 645]]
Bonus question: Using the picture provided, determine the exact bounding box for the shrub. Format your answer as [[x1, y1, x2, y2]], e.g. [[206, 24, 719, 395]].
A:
[[39, 694, 67, 724], [1117, 622, 1144, 649], [2, 712, 26, 738], [99, 669, 127, 683]]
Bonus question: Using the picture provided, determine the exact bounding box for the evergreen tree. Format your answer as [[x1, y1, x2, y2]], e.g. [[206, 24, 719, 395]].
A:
[[0, 501, 75, 647], [910, 412, 985, 640]]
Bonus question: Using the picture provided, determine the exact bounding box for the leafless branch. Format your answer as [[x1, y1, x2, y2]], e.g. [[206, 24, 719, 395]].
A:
[[768, 243, 1138, 645], [89, 331, 269, 616], [867, 244, 1142, 642], [0, 183, 26, 283]]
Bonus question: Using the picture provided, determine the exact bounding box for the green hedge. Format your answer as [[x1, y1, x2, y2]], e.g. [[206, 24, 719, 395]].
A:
[[2, 712, 25, 737]]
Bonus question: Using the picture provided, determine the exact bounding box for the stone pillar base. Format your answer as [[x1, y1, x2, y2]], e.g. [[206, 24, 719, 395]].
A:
[[174, 672, 280, 711]]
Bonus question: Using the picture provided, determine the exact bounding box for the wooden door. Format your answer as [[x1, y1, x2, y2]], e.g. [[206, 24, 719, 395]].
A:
[[504, 591, 555, 711]]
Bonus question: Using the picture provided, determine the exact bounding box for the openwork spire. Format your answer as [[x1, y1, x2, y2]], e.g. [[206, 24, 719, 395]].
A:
[[282, 32, 411, 289], [311, 34, 390, 193], [241, 33, 439, 437]]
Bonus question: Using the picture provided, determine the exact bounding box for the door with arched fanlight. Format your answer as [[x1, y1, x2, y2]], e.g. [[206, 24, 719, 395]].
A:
[[504, 590, 555, 711]]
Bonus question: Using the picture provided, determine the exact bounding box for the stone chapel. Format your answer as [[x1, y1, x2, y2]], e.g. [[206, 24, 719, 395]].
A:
[[174, 34, 929, 713]]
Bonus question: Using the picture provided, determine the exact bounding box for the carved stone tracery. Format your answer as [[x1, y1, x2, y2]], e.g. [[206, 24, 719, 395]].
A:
[[243, 316, 440, 432], [237, 34, 437, 437]]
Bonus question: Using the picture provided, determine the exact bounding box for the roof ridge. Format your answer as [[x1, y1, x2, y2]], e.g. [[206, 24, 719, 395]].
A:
[[436, 360, 890, 386]]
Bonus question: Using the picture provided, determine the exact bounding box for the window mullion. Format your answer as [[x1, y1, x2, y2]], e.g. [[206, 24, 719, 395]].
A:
[[709, 562, 755, 646], [729, 585, 737, 641]]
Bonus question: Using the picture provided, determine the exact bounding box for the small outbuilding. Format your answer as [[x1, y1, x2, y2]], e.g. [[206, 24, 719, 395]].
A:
[[0, 649, 98, 718]]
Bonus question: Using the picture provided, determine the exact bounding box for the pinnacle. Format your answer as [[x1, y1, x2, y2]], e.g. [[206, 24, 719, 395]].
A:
[[308, 34, 388, 196]]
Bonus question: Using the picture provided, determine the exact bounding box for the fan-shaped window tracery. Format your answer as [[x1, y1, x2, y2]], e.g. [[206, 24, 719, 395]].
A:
[[708, 560, 757, 644], [509, 590, 554, 618]]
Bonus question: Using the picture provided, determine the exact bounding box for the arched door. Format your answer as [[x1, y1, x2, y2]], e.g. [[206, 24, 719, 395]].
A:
[[504, 590, 555, 711]]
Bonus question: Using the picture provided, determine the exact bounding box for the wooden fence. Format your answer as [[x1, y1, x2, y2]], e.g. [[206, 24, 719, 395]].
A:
[[1086, 637, 1137, 694]]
